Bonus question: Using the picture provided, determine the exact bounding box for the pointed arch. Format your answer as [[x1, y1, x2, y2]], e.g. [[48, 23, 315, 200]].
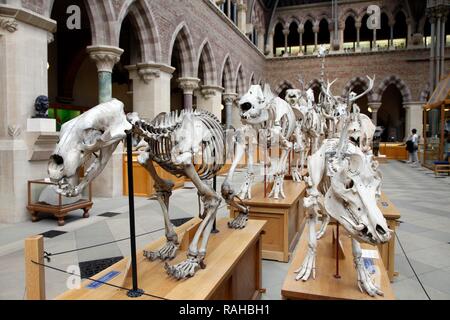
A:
[[340, 8, 358, 23], [220, 54, 234, 93], [115, 0, 161, 63], [235, 63, 246, 96], [375, 75, 412, 102], [168, 22, 196, 77], [196, 39, 218, 86], [85, 0, 115, 45], [274, 80, 294, 96], [249, 72, 257, 87]]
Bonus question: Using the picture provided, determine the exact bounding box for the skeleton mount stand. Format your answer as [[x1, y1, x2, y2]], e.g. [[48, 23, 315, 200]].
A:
[[125, 132, 144, 298]]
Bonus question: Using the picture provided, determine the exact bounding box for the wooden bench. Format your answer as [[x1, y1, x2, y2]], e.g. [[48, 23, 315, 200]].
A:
[[434, 163, 450, 177], [281, 226, 395, 300], [230, 180, 306, 262]]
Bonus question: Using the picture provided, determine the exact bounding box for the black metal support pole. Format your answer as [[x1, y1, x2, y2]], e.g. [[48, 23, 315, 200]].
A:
[[126, 132, 144, 298], [211, 175, 219, 233]]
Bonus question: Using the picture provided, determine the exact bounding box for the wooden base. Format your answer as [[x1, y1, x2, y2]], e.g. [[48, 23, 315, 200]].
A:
[[27, 200, 93, 226], [56, 218, 266, 300], [282, 228, 395, 300], [230, 180, 306, 262], [377, 192, 401, 282], [123, 154, 184, 197], [379, 143, 408, 160]]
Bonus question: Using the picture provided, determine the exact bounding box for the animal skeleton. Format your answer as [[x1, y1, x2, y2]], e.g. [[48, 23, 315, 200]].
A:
[[224, 84, 296, 201], [48, 99, 247, 280], [294, 96, 391, 296]]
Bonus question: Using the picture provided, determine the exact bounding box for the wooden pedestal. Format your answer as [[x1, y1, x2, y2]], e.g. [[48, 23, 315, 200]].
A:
[[123, 154, 184, 197], [377, 192, 401, 282], [230, 180, 306, 262], [282, 227, 395, 300], [56, 218, 266, 300]]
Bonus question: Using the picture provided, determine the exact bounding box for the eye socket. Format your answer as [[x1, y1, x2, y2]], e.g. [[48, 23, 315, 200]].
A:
[[241, 103, 252, 112], [344, 179, 354, 189]]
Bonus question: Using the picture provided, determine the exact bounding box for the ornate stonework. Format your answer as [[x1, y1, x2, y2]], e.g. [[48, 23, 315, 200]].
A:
[[0, 17, 18, 33], [178, 77, 200, 94], [86, 46, 124, 73], [200, 85, 223, 99], [8, 125, 22, 138]]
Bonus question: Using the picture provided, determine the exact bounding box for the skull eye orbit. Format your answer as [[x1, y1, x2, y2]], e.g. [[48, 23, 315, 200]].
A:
[[344, 179, 354, 189], [241, 103, 252, 112]]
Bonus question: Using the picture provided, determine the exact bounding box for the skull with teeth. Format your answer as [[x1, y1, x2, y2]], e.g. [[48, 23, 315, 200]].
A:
[[324, 146, 391, 245], [47, 99, 132, 197]]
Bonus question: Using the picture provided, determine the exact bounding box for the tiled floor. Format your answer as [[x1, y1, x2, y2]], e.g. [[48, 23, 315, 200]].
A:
[[0, 162, 448, 300]]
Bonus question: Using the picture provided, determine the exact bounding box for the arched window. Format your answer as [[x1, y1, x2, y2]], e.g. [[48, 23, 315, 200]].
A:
[[394, 11, 408, 49], [379, 84, 406, 142], [343, 16, 357, 50], [288, 21, 300, 55], [303, 20, 315, 54], [273, 22, 285, 56], [377, 13, 391, 49], [318, 19, 330, 45], [360, 14, 372, 51]]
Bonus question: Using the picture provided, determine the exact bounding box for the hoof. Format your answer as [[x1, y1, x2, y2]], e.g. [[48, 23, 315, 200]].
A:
[[228, 213, 248, 229]]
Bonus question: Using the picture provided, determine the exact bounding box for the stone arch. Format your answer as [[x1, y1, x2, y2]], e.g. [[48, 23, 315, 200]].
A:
[[287, 16, 301, 28], [220, 54, 234, 93], [419, 83, 431, 102], [375, 75, 412, 102], [340, 8, 358, 24], [115, 0, 161, 62], [249, 72, 257, 87], [307, 79, 322, 102], [302, 14, 315, 26], [168, 22, 196, 77], [270, 16, 286, 34], [274, 80, 295, 96], [235, 64, 246, 96], [84, 0, 116, 45], [317, 12, 332, 25], [342, 76, 375, 102], [196, 39, 218, 86]]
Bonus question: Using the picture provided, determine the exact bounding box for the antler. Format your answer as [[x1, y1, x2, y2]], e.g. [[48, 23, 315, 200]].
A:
[[349, 75, 375, 103], [321, 78, 338, 103]]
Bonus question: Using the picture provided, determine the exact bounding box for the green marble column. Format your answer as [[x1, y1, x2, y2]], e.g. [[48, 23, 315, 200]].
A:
[[98, 71, 113, 103]]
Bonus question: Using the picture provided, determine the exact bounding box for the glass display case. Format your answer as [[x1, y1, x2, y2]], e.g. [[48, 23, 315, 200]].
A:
[[423, 75, 450, 169], [27, 179, 93, 226]]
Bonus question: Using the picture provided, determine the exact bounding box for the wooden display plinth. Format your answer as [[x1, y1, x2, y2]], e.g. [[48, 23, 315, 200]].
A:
[[230, 180, 306, 262], [56, 218, 266, 300], [282, 227, 395, 300], [377, 192, 401, 281], [123, 154, 184, 197]]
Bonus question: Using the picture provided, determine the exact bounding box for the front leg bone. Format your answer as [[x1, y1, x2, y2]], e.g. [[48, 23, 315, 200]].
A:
[[144, 241, 179, 261], [352, 239, 384, 297], [238, 172, 254, 199]]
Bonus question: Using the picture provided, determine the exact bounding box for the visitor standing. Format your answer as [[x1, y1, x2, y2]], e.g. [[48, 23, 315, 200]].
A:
[[405, 129, 419, 165]]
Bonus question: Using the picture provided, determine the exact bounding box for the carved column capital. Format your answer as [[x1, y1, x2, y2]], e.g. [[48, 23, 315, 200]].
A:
[[223, 92, 238, 104], [297, 26, 304, 34], [86, 45, 124, 73], [178, 77, 200, 95], [368, 102, 382, 111], [200, 85, 224, 99], [355, 21, 362, 29], [216, 0, 225, 6], [237, 3, 247, 11], [0, 17, 18, 32], [282, 28, 290, 36]]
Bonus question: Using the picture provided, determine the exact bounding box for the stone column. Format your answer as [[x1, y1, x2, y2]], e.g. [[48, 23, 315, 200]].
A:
[[86, 45, 124, 103], [435, 13, 442, 85], [313, 24, 319, 52], [0, 6, 57, 223], [127, 63, 175, 121], [237, 2, 247, 34], [355, 21, 361, 52], [227, 0, 232, 19], [257, 28, 265, 53], [298, 26, 304, 56], [86, 45, 124, 198], [369, 102, 382, 125], [389, 22, 394, 49], [223, 93, 238, 129], [403, 102, 424, 139], [266, 31, 274, 57], [282, 27, 289, 57], [429, 16, 436, 90], [196, 85, 224, 120], [441, 15, 446, 79], [372, 28, 378, 51], [178, 77, 200, 111]]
